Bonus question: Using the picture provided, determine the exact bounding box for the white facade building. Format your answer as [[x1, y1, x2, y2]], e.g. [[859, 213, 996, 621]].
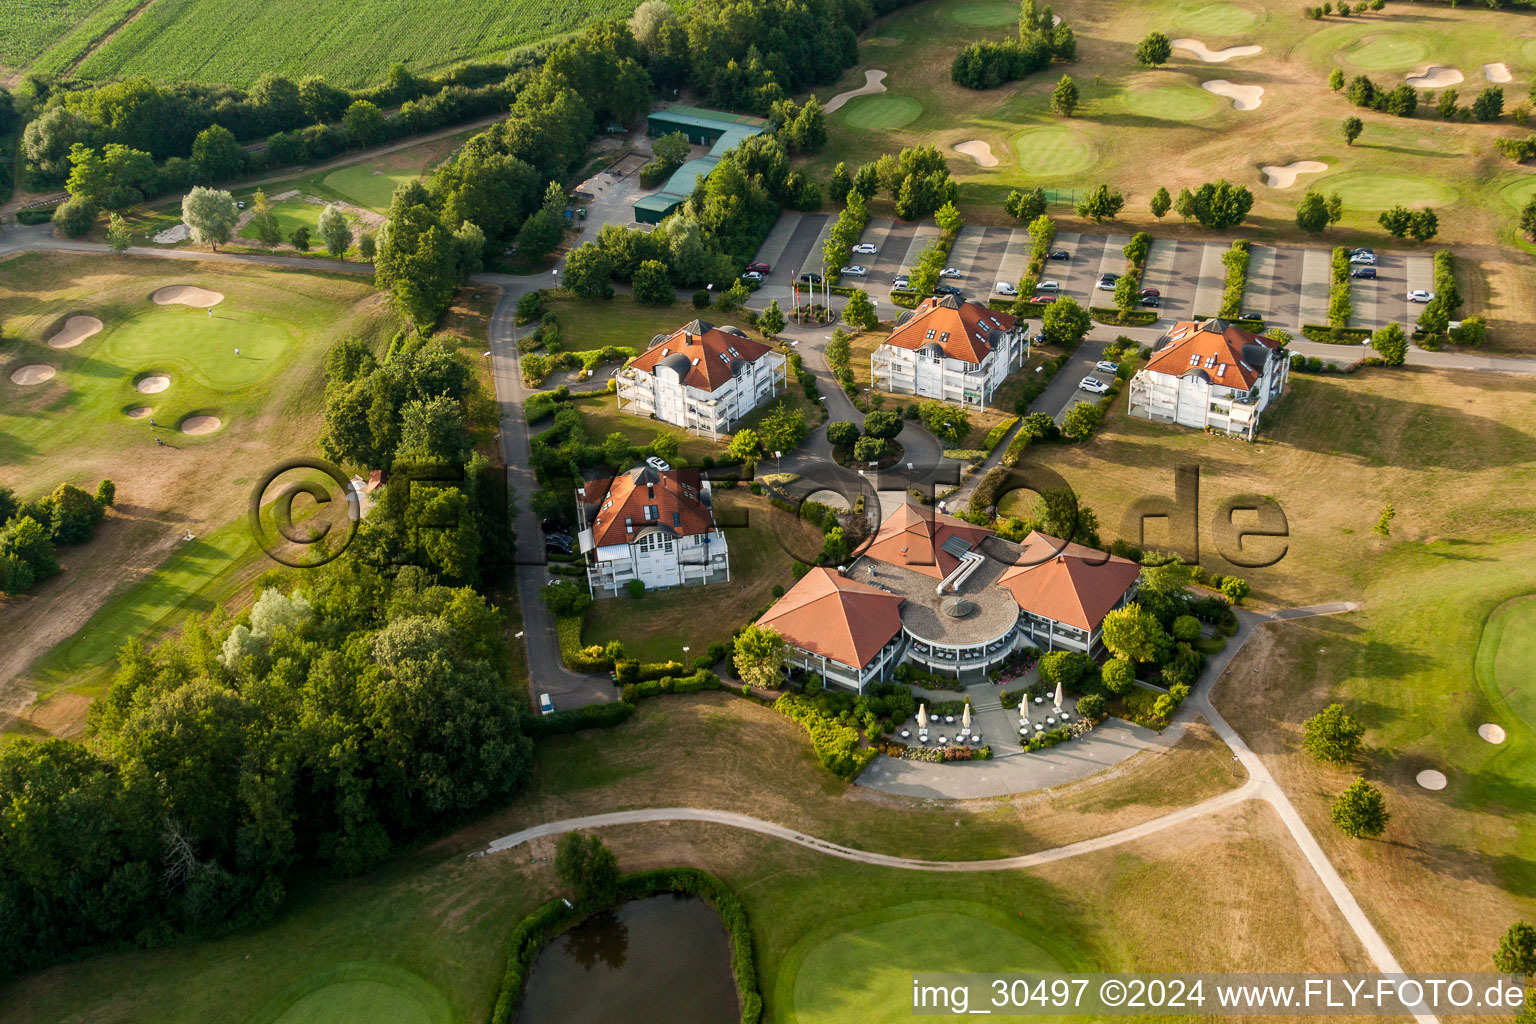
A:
[[1127, 319, 1290, 440], [870, 295, 1027, 409], [576, 466, 730, 595], [616, 319, 787, 438]]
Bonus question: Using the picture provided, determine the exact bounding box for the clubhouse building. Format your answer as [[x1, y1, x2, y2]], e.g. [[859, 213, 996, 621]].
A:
[[756, 503, 1141, 692], [869, 295, 1027, 409], [615, 319, 787, 438], [575, 465, 730, 595], [1126, 318, 1290, 440]]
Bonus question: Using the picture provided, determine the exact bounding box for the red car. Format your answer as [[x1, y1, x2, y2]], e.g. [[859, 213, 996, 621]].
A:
[[746, 262, 770, 274], [1029, 295, 1057, 305]]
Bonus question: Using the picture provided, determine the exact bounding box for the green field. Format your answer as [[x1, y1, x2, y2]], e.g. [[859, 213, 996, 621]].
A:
[[1175, 2, 1259, 35], [248, 962, 452, 1024], [1306, 171, 1458, 210], [238, 199, 329, 243], [840, 95, 925, 132], [942, 0, 1021, 27], [1476, 596, 1536, 738], [65, 0, 645, 87], [1342, 34, 1430, 70], [323, 166, 420, 213], [1010, 126, 1096, 176], [0, 0, 132, 71], [548, 294, 755, 353], [1122, 84, 1221, 121]]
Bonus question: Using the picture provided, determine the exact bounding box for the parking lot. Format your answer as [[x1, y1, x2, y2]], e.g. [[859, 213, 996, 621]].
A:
[[750, 213, 1441, 333]]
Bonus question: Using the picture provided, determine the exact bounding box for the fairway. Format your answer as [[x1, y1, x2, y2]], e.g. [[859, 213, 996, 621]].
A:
[[324, 166, 419, 213], [1176, 2, 1259, 36], [1011, 126, 1096, 176], [1123, 84, 1221, 121], [786, 902, 1069, 1024], [246, 962, 452, 1024], [944, 0, 1021, 27], [840, 94, 924, 132], [1476, 596, 1536, 736], [1343, 34, 1429, 70], [238, 199, 329, 243], [1314, 172, 1456, 210], [1497, 173, 1536, 211]]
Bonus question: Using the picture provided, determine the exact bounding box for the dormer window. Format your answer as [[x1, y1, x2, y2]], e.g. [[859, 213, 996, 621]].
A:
[[1188, 354, 1200, 366]]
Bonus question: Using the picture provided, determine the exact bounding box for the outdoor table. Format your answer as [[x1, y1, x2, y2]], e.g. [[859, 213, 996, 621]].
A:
[[945, 716, 955, 724], [1034, 724, 1044, 732], [1019, 728, 1028, 736], [1046, 717, 1055, 726], [901, 730, 910, 738], [1034, 697, 1044, 704]]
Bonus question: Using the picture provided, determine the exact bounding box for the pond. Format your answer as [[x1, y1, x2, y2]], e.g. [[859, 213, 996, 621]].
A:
[[518, 893, 739, 1023]]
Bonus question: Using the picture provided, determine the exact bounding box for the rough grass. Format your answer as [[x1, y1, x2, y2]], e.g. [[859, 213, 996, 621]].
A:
[[547, 295, 756, 354]]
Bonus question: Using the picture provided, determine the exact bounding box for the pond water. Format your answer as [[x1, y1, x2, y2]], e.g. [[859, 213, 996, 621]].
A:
[[518, 893, 739, 1023]]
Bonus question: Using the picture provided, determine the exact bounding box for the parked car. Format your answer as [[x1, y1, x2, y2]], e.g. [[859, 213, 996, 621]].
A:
[[1036, 280, 1060, 291], [1240, 311, 1264, 323], [1140, 295, 1160, 308], [1048, 250, 1070, 261], [1079, 376, 1110, 394], [1139, 287, 1159, 298], [1029, 295, 1056, 305], [1350, 267, 1377, 280], [996, 282, 1018, 296], [851, 242, 878, 255], [541, 518, 567, 534], [892, 275, 910, 290], [1349, 252, 1377, 265], [934, 284, 964, 297], [236, 200, 247, 210], [840, 265, 868, 277], [1407, 289, 1434, 303], [1095, 360, 1120, 374], [799, 272, 822, 285], [539, 693, 555, 715], [1031, 331, 1046, 344], [1096, 273, 1118, 291], [645, 455, 672, 472], [746, 262, 770, 274], [545, 536, 573, 555], [1349, 247, 1373, 257], [939, 267, 962, 278], [740, 271, 763, 283]]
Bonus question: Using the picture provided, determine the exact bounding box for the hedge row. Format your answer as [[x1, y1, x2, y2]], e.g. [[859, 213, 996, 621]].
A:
[[981, 415, 1020, 453], [1300, 324, 1370, 344], [1090, 307, 1157, 327], [16, 206, 57, 225], [523, 700, 635, 738], [773, 693, 879, 780], [1218, 239, 1249, 319], [1328, 246, 1352, 328], [1017, 214, 1056, 299]]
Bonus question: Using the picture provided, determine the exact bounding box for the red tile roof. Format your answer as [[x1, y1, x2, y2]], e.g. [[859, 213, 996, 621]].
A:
[[996, 531, 1141, 632], [1144, 319, 1283, 391], [756, 567, 904, 669], [884, 295, 1018, 364], [627, 319, 773, 392], [861, 503, 997, 580], [580, 467, 714, 548]]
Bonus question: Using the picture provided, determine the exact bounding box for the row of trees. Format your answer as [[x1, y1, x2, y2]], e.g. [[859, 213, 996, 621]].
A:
[[0, 480, 114, 594], [951, 0, 1074, 90]]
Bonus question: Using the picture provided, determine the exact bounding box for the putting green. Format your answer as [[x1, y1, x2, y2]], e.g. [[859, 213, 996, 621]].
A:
[[1522, 39, 1536, 66], [1344, 35, 1429, 70], [945, 0, 1022, 26], [1475, 596, 1536, 736], [1123, 85, 1221, 121], [787, 902, 1070, 1023], [244, 962, 451, 1024], [1315, 172, 1456, 210], [324, 164, 419, 212], [841, 94, 924, 132], [1498, 174, 1536, 210], [99, 306, 294, 391], [1011, 126, 1096, 176], [1178, 2, 1258, 35]]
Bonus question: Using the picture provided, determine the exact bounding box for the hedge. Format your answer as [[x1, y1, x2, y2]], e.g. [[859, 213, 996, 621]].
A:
[[523, 699, 635, 738], [1218, 239, 1249, 319], [557, 615, 613, 672], [1090, 307, 1157, 327], [490, 867, 762, 1024], [982, 415, 1020, 453], [16, 206, 57, 225], [773, 693, 879, 779], [1328, 246, 1352, 328], [1300, 324, 1371, 344]]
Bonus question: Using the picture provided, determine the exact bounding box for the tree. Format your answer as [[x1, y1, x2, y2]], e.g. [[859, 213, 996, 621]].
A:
[[918, 400, 969, 447], [47, 483, 104, 544], [1029, 487, 1099, 544], [290, 225, 311, 251], [1329, 67, 1345, 91], [1135, 32, 1173, 67], [1051, 74, 1079, 117], [1075, 184, 1124, 223], [1384, 83, 1417, 117], [631, 259, 675, 305], [757, 404, 806, 453], [1150, 186, 1171, 219], [344, 100, 387, 147], [1186, 179, 1254, 229], [1220, 576, 1249, 604], [733, 623, 787, 689], [1101, 603, 1168, 663], [828, 162, 852, 205], [1005, 187, 1047, 224], [1296, 191, 1330, 234], [105, 212, 131, 253], [1371, 321, 1407, 365], [1302, 704, 1366, 764], [1076, 694, 1107, 721], [1521, 196, 1536, 239], [853, 435, 887, 461], [555, 831, 620, 906], [1041, 295, 1092, 345], [1494, 922, 1536, 977], [1113, 274, 1139, 313], [1326, 192, 1343, 225], [561, 243, 613, 298], [1342, 115, 1364, 145], [1378, 205, 1413, 238], [1408, 208, 1438, 242], [1370, 501, 1397, 538], [375, 183, 458, 330], [1174, 187, 1196, 221], [1061, 401, 1101, 440], [1451, 315, 1488, 348], [181, 187, 239, 251], [51, 196, 96, 238], [758, 299, 786, 337], [1472, 86, 1505, 121], [843, 289, 878, 330], [825, 421, 859, 448], [542, 580, 591, 617], [1331, 779, 1389, 838], [94, 480, 116, 507], [726, 428, 760, 460], [191, 125, 244, 181], [862, 409, 902, 440], [934, 200, 963, 234], [251, 188, 282, 248], [1438, 88, 1459, 119], [317, 204, 352, 256], [396, 395, 471, 464]]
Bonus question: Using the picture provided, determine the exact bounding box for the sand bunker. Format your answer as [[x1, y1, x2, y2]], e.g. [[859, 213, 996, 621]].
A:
[[1202, 80, 1264, 110], [125, 406, 153, 418], [1416, 769, 1448, 790], [47, 315, 103, 349], [824, 70, 888, 114], [151, 285, 224, 307], [153, 223, 190, 244], [955, 140, 999, 167], [1261, 160, 1327, 188], [10, 364, 56, 386], [1172, 38, 1263, 63], [180, 415, 222, 435], [136, 375, 171, 394], [1484, 62, 1512, 83], [1406, 66, 1463, 88], [1478, 723, 1507, 744]]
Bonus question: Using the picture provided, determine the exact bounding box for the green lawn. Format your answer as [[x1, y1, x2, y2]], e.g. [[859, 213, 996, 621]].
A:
[[1476, 595, 1536, 740], [323, 166, 421, 214], [1341, 34, 1430, 70], [1311, 171, 1458, 211], [1121, 84, 1221, 122], [547, 295, 755, 354], [238, 198, 329, 243], [1010, 126, 1096, 177], [840, 94, 925, 133], [1174, 1, 1259, 35], [251, 962, 452, 1024]]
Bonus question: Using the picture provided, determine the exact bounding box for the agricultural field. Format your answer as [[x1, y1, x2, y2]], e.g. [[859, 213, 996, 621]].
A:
[[805, 0, 1536, 348], [38, 0, 646, 87], [0, 0, 135, 74]]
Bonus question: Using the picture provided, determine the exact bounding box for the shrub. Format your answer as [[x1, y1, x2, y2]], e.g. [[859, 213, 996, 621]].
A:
[[692, 289, 712, 309], [1219, 576, 1250, 604], [1101, 658, 1135, 695], [626, 578, 645, 599], [1171, 614, 1202, 642], [826, 420, 859, 448], [1218, 240, 1250, 318], [52, 197, 97, 237], [1076, 694, 1107, 722]]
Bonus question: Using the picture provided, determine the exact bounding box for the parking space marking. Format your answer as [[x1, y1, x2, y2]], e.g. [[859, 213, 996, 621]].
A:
[[1162, 240, 1203, 323], [1192, 243, 1227, 317], [868, 219, 918, 295], [898, 222, 944, 277], [800, 215, 838, 280], [1351, 266, 1378, 329], [1405, 255, 1434, 294], [769, 213, 827, 287], [997, 228, 1032, 292], [1246, 245, 1277, 322], [948, 225, 988, 281], [1095, 235, 1130, 295], [1143, 237, 1178, 317], [1065, 233, 1108, 305], [753, 214, 800, 275], [1299, 249, 1332, 326], [1266, 247, 1304, 330]]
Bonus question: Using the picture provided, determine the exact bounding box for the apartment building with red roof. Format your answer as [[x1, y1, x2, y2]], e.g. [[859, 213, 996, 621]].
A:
[[870, 295, 1026, 409], [615, 319, 787, 438], [575, 465, 729, 594], [1126, 318, 1289, 440]]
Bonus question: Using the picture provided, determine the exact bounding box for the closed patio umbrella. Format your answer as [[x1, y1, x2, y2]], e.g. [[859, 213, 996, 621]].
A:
[[962, 704, 972, 732], [1053, 680, 1064, 711], [917, 704, 928, 731]]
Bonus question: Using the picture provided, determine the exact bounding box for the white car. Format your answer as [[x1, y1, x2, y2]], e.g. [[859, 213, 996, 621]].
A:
[[645, 456, 672, 472], [996, 282, 1018, 296], [851, 242, 878, 255], [1350, 252, 1377, 265], [740, 270, 763, 282], [1095, 360, 1119, 374], [1036, 280, 1060, 291], [1407, 289, 1434, 303], [1079, 376, 1110, 394], [539, 693, 555, 715], [840, 265, 868, 277], [938, 267, 961, 278], [893, 275, 910, 289]]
